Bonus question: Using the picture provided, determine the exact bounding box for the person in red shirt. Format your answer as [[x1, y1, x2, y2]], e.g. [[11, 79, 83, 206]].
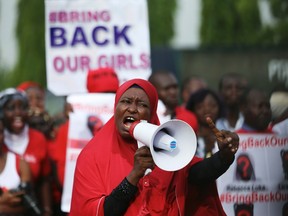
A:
[[0, 118, 40, 215], [70, 78, 239, 216], [0, 88, 52, 216]]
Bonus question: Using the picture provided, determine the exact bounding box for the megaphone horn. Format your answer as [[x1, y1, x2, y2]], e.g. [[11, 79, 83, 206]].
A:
[[129, 119, 197, 171]]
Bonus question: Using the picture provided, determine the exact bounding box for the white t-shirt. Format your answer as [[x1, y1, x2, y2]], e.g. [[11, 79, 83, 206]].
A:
[[0, 152, 21, 190]]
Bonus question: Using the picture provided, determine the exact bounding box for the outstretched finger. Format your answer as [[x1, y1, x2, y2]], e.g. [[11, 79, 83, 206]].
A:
[[206, 116, 222, 138]]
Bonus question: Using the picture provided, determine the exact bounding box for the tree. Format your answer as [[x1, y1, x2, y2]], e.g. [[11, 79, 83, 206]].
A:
[[264, 0, 288, 45], [200, 0, 262, 47], [147, 0, 176, 46], [10, 0, 46, 88]]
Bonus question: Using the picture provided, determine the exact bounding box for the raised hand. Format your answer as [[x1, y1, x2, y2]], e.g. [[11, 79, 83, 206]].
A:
[[206, 116, 239, 163]]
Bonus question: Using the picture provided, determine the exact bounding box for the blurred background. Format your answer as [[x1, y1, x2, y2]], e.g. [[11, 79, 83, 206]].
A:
[[0, 0, 287, 114]]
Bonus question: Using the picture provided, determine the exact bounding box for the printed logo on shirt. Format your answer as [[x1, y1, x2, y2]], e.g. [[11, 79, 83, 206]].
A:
[[23, 154, 37, 163]]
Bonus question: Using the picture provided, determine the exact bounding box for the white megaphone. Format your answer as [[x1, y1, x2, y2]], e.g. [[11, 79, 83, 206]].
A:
[[129, 119, 197, 171]]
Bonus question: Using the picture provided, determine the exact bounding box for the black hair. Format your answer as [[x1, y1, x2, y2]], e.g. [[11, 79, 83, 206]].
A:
[[0, 89, 29, 119], [186, 88, 226, 118]]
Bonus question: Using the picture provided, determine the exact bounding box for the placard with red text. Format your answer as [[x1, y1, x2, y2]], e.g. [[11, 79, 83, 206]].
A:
[[45, 0, 151, 95], [217, 133, 288, 216]]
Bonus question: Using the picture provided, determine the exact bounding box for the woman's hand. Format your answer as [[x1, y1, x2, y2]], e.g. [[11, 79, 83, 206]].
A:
[[0, 189, 24, 207], [206, 117, 239, 163], [127, 146, 155, 186]]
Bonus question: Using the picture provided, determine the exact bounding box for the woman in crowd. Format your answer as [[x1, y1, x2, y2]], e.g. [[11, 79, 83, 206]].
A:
[[0, 88, 52, 216], [70, 78, 239, 216], [186, 88, 225, 158], [0, 117, 38, 215]]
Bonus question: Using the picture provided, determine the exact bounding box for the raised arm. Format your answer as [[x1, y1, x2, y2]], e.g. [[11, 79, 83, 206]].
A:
[[188, 117, 239, 184]]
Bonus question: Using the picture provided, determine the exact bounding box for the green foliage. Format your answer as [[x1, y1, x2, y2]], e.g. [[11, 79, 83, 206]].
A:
[[267, 0, 288, 45], [0, 69, 11, 90], [9, 0, 46, 88], [201, 0, 262, 47], [270, 0, 288, 19], [147, 0, 176, 46], [200, 0, 288, 47], [235, 0, 262, 44], [200, 0, 237, 46], [260, 21, 288, 46]]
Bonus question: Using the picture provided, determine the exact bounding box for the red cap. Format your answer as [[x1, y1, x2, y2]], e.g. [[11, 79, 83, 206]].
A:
[[17, 81, 43, 91], [86, 67, 119, 93]]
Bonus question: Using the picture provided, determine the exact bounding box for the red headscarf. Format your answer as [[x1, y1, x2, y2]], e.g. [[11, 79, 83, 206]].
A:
[[114, 78, 159, 124], [70, 79, 225, 216]]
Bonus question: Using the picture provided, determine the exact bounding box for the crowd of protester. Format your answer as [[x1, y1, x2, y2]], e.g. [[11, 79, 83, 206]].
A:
[[0, 69, 287, 215]]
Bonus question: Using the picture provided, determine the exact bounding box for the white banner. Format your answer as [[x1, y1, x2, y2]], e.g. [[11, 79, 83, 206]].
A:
[[217, 133, 288, 216], [45, 0, 151, 95], [61, 93, 115, 212]]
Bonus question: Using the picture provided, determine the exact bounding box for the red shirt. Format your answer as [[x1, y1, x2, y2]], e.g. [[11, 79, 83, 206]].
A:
[[4, 128, 50, 181], [48, 121, 69, 187], [175, 106, 199, 133]]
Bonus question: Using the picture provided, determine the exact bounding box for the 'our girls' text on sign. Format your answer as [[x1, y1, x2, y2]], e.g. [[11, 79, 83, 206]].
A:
[[45, 0, 151, 95]]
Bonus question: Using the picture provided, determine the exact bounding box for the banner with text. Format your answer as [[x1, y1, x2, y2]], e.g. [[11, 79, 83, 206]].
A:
[[45, 0, 151, 95], [217, 133, 288, 216]]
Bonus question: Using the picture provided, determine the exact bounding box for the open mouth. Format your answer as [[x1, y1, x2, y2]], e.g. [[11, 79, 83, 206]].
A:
[[12, 117, 24, 129], [123, 116, 137, 129]]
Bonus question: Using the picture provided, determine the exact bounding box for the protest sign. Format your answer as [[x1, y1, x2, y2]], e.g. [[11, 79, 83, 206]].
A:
[[218, 133, 288, 215], [61, 93, 115, 212], [45, 0, 151, 95]]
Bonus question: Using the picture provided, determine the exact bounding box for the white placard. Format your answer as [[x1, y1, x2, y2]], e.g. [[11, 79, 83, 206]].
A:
[[45, 0, 151, 95], [61, 93, 115, 212], [217, 133, 288, 216]]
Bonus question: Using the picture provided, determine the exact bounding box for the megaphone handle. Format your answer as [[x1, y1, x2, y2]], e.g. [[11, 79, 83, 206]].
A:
[[137, 141, 152, 176], [137, 141, 145, 148], [145, 169, 152, 175]]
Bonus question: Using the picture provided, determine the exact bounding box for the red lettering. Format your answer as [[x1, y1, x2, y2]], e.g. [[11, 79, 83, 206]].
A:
[[53, 55, 91, 73], [53, 57, 65, 73], [97, 53, 150, 70], [49, 10, 111, 23]]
